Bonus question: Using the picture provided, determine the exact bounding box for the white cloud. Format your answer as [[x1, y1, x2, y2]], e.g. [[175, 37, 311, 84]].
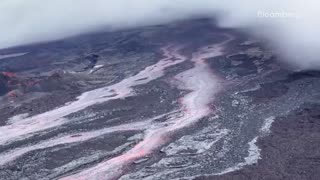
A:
[[0, 0, 319, 69]]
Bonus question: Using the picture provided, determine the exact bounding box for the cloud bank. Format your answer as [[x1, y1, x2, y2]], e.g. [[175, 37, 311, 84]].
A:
[[0, 0, 319, 69]]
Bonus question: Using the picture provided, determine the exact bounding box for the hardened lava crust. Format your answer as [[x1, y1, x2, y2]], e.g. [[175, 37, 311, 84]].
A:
[[0, 19, 319, 180]]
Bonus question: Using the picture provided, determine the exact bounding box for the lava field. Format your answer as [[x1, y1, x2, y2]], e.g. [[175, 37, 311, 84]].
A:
[[0, 19, 320, 180]]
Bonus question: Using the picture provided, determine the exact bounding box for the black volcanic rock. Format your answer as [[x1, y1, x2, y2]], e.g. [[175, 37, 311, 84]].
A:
[[0, 19, 320, 180], [199, 103, 320, 180], [0, 73, 9, 96]]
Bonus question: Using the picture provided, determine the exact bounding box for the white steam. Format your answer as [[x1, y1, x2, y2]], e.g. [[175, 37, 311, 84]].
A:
[[0, 0, 319, 69]]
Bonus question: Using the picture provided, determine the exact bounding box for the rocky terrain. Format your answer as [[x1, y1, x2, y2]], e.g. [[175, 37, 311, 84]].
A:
[[0, 19, 319, 180]]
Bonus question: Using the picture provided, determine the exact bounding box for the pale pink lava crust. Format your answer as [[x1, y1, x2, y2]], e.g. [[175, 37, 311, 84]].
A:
[[60, 36, 232, 180], [0, 111, 176, 166], [0, 45, 186, 145]]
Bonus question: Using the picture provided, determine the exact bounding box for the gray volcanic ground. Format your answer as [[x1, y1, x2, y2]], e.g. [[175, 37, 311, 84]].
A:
[[0, 19, 320, 180]]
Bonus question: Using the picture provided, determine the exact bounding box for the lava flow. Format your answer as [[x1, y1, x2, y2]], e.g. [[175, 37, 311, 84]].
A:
[[0, 45, 186, 145], [60, 35, 233, 180], [0, 111, 176, 166]]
